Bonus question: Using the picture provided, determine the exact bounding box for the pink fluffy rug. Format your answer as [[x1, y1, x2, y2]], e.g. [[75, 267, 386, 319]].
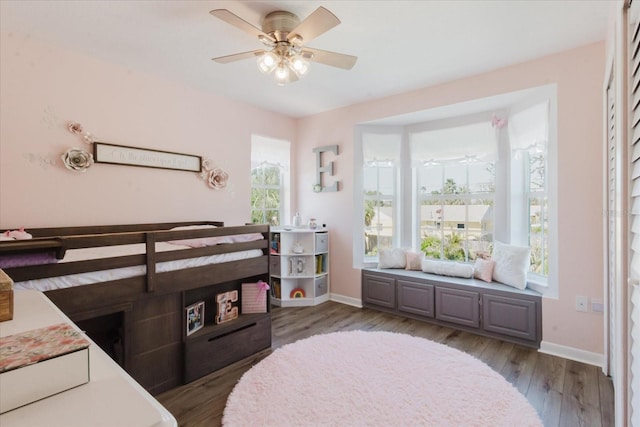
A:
[[223, 331, 542, 426]]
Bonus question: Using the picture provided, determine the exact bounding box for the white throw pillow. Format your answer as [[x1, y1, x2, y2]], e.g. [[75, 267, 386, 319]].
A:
[[421, 259, 474, 278], [378, 248, 407, 269], [491, 241, 530, 290]]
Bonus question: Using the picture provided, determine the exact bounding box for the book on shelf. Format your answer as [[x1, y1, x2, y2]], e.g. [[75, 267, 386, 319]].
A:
[[270, 278, 281, 299], [270, 233, 280, 255], [315, 254, 326, 274]]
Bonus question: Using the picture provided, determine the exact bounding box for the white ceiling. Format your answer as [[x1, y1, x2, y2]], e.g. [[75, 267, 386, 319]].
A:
[[0, 0, 611, 118]]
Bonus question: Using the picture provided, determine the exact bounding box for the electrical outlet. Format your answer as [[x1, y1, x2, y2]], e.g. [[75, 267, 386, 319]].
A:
[[576, 296, 588, 312]]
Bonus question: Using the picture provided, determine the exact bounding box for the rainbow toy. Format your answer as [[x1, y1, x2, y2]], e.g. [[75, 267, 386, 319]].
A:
[[290, 288, 306, 299]]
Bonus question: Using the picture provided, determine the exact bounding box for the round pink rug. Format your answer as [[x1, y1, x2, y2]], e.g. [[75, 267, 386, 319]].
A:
[[223, 330, 542, 426]]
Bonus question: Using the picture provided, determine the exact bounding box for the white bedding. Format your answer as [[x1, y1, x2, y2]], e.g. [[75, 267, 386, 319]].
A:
[[14, 242, 263, 292]]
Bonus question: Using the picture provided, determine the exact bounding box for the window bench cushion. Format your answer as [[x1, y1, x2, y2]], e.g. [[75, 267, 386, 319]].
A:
[[421, 259, 473, 278]]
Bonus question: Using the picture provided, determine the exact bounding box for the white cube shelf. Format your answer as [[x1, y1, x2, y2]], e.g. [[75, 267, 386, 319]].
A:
[[269, 228, 329, 307]]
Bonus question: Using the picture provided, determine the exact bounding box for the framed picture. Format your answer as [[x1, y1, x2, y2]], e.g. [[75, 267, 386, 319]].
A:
[[186, 301, 205, 336], [94, 142, 202, 172], [215, 290, 239, 324]]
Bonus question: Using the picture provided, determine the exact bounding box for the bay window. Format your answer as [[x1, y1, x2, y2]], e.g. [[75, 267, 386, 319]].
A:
[[354, 86, 556, 295]]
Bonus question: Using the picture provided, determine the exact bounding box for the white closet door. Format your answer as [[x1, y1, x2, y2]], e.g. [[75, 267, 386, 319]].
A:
[[606, 72, 617, 379], [629, 1, 640, 424]]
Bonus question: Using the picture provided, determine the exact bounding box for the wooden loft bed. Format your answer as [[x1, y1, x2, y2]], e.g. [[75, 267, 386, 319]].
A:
[[0, 221, 272, 395]]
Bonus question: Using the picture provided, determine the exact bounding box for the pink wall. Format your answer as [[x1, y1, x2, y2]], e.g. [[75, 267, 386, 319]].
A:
[[0, 30, 606, 355], [296, 42, 606, 355], [0, 32, 295, 228]]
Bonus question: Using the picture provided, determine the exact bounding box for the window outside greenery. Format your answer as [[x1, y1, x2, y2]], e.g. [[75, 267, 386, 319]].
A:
[[251, 164, 282, 225], [359, 107, 549, 277], [363, 163, 395, 257], [418, 161, 494, 261], [527, 152, 548, 275]]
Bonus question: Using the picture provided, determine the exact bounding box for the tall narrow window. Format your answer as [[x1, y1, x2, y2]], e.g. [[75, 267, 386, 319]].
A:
[[250, 135, 290, 226], [508, 101, 549, 276], [362, 132, 401, 260]]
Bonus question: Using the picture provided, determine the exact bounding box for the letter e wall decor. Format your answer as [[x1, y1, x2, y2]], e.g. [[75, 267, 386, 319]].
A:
[[313, 145, 340, 192]]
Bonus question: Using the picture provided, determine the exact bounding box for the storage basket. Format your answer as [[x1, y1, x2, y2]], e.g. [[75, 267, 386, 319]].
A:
[[241, 281, 269, 314], [0, 269, 14, 322]]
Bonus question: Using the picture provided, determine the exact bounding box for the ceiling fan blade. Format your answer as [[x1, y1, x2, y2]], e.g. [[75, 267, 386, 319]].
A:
[[210, 9, 276, 43], [287, 6, 340, 45], [212, 50, 266, 64], [302, 47, 357, 70]]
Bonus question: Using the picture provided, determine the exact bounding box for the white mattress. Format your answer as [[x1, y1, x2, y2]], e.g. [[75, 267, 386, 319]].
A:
[[14, 242, 263, 292]]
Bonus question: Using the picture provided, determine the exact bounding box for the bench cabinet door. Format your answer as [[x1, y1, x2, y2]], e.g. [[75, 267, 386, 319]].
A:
[[435, 287, 480, 328], [482, 294, 539, 342], [397, 280, 434, 318], [362, 273, 396, 309]]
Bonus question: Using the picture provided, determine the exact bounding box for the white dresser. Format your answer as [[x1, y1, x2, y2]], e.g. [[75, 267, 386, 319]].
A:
[[0, 290, 177, 427]]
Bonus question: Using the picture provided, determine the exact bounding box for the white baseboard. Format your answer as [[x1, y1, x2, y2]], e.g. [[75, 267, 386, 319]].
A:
[[539, 341, 604, 368], [329, 293, 362, 308], [327, 298, 604, 369]]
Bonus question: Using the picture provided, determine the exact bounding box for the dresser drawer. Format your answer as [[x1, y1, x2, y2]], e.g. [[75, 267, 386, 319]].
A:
[[184, 316, 271, 383]]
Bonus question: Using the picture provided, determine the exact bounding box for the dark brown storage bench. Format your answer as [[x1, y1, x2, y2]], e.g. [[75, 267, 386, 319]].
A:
[[362, 268, 542, 348]]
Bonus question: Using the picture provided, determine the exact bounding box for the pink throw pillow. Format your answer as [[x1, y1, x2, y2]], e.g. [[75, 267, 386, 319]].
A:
[[405, 251, 423, 271], [474, 258, 495, 283]]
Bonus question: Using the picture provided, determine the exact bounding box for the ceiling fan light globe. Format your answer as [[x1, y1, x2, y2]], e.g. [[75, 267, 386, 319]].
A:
[[257, 52, 278, 74], [290, 56, 309, 76], [274, 64, 290, 82]]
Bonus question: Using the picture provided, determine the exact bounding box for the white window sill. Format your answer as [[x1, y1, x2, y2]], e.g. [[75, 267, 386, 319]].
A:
[[527, 275, 557, 299]]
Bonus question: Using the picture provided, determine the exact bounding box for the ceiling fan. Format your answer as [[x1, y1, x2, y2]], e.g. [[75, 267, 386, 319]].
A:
[[209, 6, 357, 85]]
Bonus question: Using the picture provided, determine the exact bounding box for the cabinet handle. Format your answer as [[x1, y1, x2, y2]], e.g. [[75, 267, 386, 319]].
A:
[[207, 323, 257, 342]]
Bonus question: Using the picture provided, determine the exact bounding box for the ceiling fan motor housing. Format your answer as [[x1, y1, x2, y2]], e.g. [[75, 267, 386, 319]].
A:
[[262, 11, 301, 42]]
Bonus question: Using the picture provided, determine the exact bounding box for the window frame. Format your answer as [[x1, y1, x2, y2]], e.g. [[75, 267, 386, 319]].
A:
[[415, 159, 496, 262], [250, 162, 284, 225], [250, 135, 291, 227], [353, 85, 558, 298]]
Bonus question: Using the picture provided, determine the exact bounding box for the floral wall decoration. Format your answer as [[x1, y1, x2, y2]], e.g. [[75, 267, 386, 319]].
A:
[[62, 121, 230, 190], [62, 121, 94, 172], [199, 158, 229, 190]]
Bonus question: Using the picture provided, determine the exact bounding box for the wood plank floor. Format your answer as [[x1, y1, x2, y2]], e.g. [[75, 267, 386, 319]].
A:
[[157, 301, 614, 427]]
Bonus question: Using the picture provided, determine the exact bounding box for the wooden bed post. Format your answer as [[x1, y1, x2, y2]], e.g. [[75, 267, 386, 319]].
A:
[[146, 233, 156, 293]]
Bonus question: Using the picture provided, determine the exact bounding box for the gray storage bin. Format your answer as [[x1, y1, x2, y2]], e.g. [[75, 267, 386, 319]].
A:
[[269, 256, 280, 276], [315, 276, 328, 296], [315, 233, 328, 253]]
